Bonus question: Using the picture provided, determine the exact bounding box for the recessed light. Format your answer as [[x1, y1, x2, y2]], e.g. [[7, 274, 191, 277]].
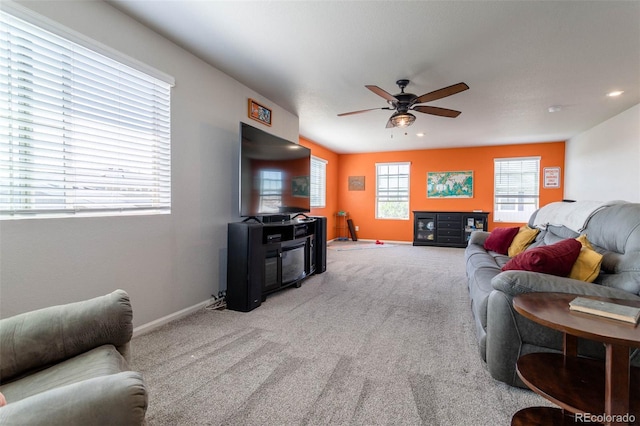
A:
[[547, 105, 563, 113], [607, 91, 624, 97], [416, 132, 425, 137]]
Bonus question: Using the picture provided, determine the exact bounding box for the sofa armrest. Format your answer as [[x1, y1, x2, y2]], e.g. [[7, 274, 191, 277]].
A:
[[0, 371, 147, 426], [486, 270, 640, 387], [0, 290, 133, 382], [468, 230, 490, 246], [491, 270, 640, 301]]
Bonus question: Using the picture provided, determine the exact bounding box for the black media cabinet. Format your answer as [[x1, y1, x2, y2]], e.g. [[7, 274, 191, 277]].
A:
[[226, 216, 327, 312], [413, 211, 489, 248]]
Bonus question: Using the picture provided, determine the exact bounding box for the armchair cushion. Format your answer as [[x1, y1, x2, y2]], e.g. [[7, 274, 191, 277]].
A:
[[0, 372, 147, 426], [0, 345, 129, 402]]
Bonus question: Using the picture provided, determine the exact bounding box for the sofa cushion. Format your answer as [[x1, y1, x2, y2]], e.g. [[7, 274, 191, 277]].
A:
[[502, 238, 582, 277], [508, 226, 540, 257], [484, 227, 519, 255], [0, 345, 129, 403]]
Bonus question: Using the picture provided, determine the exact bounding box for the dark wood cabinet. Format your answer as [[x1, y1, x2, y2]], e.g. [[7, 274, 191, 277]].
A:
[[413, 211, 489, 248]]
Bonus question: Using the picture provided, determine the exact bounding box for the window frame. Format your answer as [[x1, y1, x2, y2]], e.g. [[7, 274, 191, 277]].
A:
[[375, 162, 410, 220], [493, 156, 541, 223]]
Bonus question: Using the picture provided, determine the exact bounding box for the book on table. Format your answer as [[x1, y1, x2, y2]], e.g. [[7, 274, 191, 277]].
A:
[[569, 296, 640, 324]]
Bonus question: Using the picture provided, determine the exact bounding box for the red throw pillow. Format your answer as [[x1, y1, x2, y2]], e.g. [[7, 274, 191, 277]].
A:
[[483, 227, 520, 255], [502, 238, 582, 277]]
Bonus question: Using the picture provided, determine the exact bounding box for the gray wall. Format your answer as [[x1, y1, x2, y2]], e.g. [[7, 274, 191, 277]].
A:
[[565, 104, 640, 203], [0, 1, 299, 327]]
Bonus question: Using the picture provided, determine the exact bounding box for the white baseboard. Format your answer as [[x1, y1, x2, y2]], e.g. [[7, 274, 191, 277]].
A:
[[356, 238, 412, 245], [133, 298, 213, 337], [329, 238, 412, 245]]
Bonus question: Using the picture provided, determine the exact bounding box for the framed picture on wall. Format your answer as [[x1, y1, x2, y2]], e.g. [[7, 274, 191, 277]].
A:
[[248, 98, 272, 126], [348, 176, 365, 191], [427, 171, 473, 198]]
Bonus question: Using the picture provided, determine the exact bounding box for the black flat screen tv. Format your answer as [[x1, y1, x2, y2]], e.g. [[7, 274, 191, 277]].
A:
[[239, 122, 311, 217]]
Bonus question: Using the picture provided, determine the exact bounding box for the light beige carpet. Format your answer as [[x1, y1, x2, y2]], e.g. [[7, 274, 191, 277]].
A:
[[132, 244, 550, 425]]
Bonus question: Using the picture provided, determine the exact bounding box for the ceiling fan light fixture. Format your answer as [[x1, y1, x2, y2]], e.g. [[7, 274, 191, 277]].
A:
[[390, 112, 416, 128]]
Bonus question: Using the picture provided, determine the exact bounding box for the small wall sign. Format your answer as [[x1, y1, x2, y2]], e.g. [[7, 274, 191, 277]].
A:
[[248, 98, 272, 126], [544, 167, 561, 188]]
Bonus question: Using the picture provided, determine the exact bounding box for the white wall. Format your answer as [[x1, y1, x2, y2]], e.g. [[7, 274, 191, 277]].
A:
[[565, 104, 640, 202], [0, 1, 299, 327]]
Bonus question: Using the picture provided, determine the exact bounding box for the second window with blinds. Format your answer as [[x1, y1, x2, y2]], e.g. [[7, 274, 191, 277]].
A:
[[494, 157, 540, 223], [310, 156, 327, 209], [376, 162, 410, 220]]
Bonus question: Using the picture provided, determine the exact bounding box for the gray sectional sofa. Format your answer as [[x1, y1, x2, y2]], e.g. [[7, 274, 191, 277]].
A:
[[465, 201, 640, 387], [0, 290, 147, 425]]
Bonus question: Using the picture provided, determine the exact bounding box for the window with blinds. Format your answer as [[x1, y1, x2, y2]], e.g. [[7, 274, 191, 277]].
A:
[[0, 10, 173, 219], [494, 157, 540, 222], [376, 162, 410, 220], [310, 156, 326, 208]]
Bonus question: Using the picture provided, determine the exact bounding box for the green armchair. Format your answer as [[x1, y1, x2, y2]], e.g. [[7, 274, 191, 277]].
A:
[[0, 290, 147, 425]]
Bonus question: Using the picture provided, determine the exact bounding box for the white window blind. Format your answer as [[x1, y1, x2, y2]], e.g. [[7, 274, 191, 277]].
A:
[[376, 162, 410, 219], [0, 10, 172, 218], [310, 156, 326, 208], [494, 157, 540, 222]]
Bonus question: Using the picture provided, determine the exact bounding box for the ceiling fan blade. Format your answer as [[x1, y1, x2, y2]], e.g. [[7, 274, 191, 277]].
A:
[[337, 107, 383, 117], [337, 107, 393, 117], [413, 105, 462, 118], [413, 82, 469, 104], [366, 85, 398, 102]]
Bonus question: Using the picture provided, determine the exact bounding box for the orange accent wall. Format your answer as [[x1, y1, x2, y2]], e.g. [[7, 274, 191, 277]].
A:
[[300, 138, 565, 243], [299, 137, 340, 240]]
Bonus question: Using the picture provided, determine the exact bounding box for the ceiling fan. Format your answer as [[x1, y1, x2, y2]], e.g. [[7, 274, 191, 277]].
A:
[[338, 79, 469, 128]]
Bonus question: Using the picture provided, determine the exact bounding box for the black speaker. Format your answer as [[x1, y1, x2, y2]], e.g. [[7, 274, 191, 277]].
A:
[[313, 216, 327, 274], [226, 222, 263, 312]]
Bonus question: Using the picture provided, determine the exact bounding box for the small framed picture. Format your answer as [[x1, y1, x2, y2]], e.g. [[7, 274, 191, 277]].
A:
[[348, 176, 365, 191], [248, 98, 272, 126]]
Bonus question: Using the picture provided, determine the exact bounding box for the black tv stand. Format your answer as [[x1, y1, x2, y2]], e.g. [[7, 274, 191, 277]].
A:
[[226, 216, 327, 312]]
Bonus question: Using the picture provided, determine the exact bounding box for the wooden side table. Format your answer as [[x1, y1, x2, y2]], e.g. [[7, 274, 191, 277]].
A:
[[512, 292, 640, 426]]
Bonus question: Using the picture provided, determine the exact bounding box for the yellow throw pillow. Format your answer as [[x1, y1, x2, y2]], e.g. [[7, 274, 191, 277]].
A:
[[569, 235, 603, 282], [576, 234, 595, 250], [507, 226, 540, 257]]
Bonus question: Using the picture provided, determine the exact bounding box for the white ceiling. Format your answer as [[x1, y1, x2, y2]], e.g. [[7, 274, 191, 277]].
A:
[[108, 0, 640, 154]]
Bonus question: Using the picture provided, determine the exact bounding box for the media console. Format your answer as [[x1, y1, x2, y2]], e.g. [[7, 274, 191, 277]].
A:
[[226, 216, 327, 312]]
